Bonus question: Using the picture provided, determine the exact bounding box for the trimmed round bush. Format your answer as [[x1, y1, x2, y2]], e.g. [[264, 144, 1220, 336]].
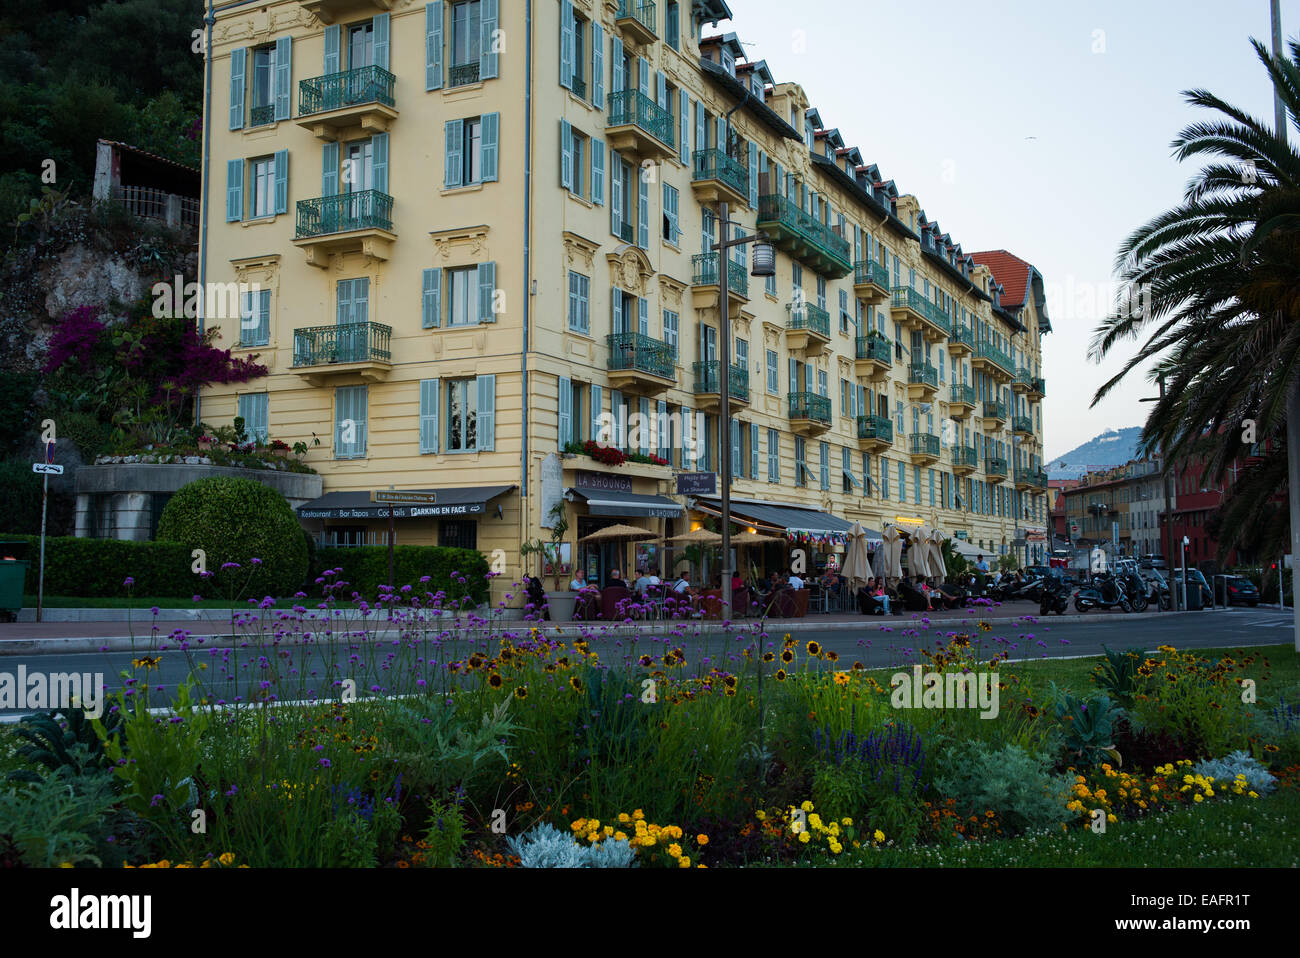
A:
[[156, 476, 308, 597]]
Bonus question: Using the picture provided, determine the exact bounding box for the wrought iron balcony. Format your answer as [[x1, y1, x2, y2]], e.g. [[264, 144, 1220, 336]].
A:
[[691, 252, 748, 298], [909, 432, 940, 462], [985, 457, 1008, 483], [692, 360, 749, 409], [249, 103, 276, 127], [908, 363, 938, 390], [853, 334, 892, 381], [1030, 376, 1046, 400], [297, 65, 397, 138], [856, 414, 893, 451], [948, 325, 975, 355], [982, 400, 1008, 422], [1015, 467, 1048, 490], [615, 0, 657, 44], [570, 75, 587, 99], [950, 383, 976, 409], [787, 301, 831, 337], [690, 148, 749, 206], [293, 191, 395, 266], [1012, 367, 1033, 393], [450, 61, 482, 88], [890, 286, 950, 339], [606, 89, 675, 161], [973, 341, 1015, 378], [606, 332, 676, 392], [756, 193, 852, 278], [853, 259, 890, 302], [952, 446, 978, 474], [1012, 415, 1034, 436], [292, 321, 392, 385], [788, 391, 832, 434]]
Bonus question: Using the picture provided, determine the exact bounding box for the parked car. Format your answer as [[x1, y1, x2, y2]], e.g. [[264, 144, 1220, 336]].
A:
[[1223, 575, 1260, 607], [1140, 554, 1168, 570], [1172, 568, 1213, 607]]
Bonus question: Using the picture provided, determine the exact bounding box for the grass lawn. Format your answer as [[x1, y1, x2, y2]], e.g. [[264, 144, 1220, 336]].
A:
[[830, 787, 1300, 868]]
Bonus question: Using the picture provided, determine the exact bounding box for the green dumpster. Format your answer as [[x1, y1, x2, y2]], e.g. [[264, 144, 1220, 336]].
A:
[[0, 558, 28, 620]]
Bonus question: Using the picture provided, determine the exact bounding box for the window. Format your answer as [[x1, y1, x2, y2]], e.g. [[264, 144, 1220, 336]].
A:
[[929, 469, 936, 506], [795, 437, 807, 487], [663, 310, 679, 358], [882, 460, 890, 499], [248, 156, 275, 218], [446, 378, 481, 451], [335, 384, 368, 458], [250, 45, 275, 125], [819, 442, 830, 490], [569, 130, 586, 197], [239, 288, 271, 347], [768, 427, 779, 482], [568, 271, 590, 333], [665, 1, 680, 48], [439, 519, 478, 550], [736, 338, 748, 375], [766, 350, 778, 393], [913, 465, 921, 505], [447, 266, 479, 326], [450, 1, 482, 86], [445, 114, 499, 187], [237, 392, 269, 443], [610, 152, 635, 242], [839, 288, 850, 332], [336, 277, 369, 324], [662, 183, 680, 243]]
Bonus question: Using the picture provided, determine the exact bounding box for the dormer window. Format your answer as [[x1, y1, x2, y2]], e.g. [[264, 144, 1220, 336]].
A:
[[720, 46, 735, 76]]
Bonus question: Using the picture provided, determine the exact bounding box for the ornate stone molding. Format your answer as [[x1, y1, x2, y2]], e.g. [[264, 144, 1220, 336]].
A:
[[606, 244, 655, 297], [563, 231, 601, 272], [430, 224, 490, 262], [658, 273, 687, 308]]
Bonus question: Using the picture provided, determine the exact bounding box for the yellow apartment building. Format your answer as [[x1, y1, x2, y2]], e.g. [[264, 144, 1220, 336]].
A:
[[198, 0, 1052, 603]]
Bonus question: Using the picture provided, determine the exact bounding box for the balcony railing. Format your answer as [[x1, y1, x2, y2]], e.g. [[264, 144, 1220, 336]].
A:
[[855, 335, 892, 364], [299, 65, 396, 116], [570, 76, 586, 99], [693, 360, 749, 401], [952, 446, 978, 470], [854, 259, 889, 289], [975, 341, 1015, 375], [606, 332, 675, 379], [950, 325, 974, 351], [1014, 367, 1034, 390], [293, 322, 392, 367], [756, 193, 852, 275], [1016, 467, 1048, 488], [1032, 376, 1046, 397], [691, 148, 749, 199], [295, 190, 393, 238], [985, 457, 1008, 478], [910, 433, 940, 457], [891, 287, 951, 336], [787, 301, 831, 338], [616, 0, 657, 35], [607, 89, 675, 149], [856, 415, 893, 443], [1013, 415, 1034, 434], [908, 363, 938, 389], [692, 252, 748, 297], [983, 400, 1007, 421], [249, 103, 275, 127], [950, 383, 975, 406], [450, 61, 481, 88], [788, 391, 832, 425]]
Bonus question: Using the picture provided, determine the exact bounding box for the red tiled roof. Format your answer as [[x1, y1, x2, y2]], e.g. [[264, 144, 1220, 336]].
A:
[[969, 249, 1033, 309]]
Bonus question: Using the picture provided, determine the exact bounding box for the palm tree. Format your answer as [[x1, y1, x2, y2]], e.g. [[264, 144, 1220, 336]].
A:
[[1089, 38, 1300, 563]]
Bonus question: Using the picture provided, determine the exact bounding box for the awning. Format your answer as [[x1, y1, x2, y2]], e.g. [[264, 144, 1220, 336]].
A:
[[568, 487, 683, 519], [693, 497, 880, 545], [950, 539, 988, 560], [298, 485, 515, 520]]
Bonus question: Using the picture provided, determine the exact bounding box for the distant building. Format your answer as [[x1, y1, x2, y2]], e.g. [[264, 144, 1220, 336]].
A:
[[93, 139, 200, 230]]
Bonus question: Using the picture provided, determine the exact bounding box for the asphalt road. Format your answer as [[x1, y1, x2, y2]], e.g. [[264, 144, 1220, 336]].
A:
[[1, 606, 1295, 717]]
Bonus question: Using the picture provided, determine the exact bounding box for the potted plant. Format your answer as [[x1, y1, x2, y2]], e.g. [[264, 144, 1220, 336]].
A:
[[270, 439, 291, 459], [197, 434, 214, 452], [541, 503, 576, 621]]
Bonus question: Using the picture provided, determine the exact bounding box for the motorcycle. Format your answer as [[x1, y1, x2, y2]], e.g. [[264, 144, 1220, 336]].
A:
[[1039, 576, 1070, 616], [1074, 570, 1148, 614]]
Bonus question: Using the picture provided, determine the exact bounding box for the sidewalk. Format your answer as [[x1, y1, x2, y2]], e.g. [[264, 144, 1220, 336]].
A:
[[0, 601, 1223, 656]]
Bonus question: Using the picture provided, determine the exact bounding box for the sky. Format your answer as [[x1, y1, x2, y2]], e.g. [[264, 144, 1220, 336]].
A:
[[710, 0, 1296, 460]]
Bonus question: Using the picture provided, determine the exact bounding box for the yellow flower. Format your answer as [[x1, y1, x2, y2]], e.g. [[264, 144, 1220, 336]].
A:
[[841, 817, 853, 826], [632, 809, 644, 820], [58, 861, 73, 868], [1107, 814, 1117, 824], [614, 831, 628, 842], [798, 831, 811, 844], [873, 830, 885, 843], [697, 834, 709, 846], [755, 810, 767, 821], [218, 852, 236, 866], [800, 800, 814, 813], [678, 856, 691, 868], [617, 813, 630, 823], [1194, 793, 1204, 803], [667, 843, 682, 859]]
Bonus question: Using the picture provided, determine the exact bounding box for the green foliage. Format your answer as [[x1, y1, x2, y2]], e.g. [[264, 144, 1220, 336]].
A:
[[313, 545, 490, 604], [0, 369, 39, 456], [0, 460, 48, 535], [1049, 684, 1121, 768], [1, 534, 191, 597], [384, 698, 516, 807], [156, 476, 309, 598], [934, 740, 1070, 836], [5, 708, 123, 784], [0, 765, 121, 867], [321, 810, 378, 868], [421, 798, 468, 868], [1091, 646, 1143, 710]]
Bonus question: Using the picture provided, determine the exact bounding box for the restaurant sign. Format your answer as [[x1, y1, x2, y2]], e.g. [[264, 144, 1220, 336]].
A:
[[299, 503, 485, 520], [371, 490, 438, 505], [575, 470, 633, 493], [675, 472, 716, 495]]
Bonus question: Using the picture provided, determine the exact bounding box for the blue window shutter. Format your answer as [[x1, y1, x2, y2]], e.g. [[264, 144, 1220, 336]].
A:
[[445, 119, 463, 188], [748, 142, 758, 207], [477, 261, 496, 323], [592, 24, 603, 109], [751, 422, 759, 478], [610, 153, 622, 237], [420, 379, 441, 453], [321, 141, 338, 196], [656, 70, 667, 112], [559, 119, 572, 190], [374, 13, 390, 70], [336, 278, 354, 324], [731, 419, 741, 479], [590, 384, 603, 439], [371, 132, 388, 193], [422, 268, 441, 328], [679, 91, 689, 165], [426, 3, 444, 89], [591, 138, 604, 205], [273, 150, 288, 215], [558, 376, 573, 447], [610, 36, 623, 95], [352, 277, 370, 321], [788, 358, 796, 392], [663, 183, 677, 241], [638, 57, 650, 97], [638, 296, 649, 335], [637, 173, 648, 248], [611, 286, 623, 333], [225, 159, 243, 222], [324, 24, 340, 74], [479, 0, 499, 79], [716, 116, 726, 155], [229, 47, 246, 130], [481, 112, 499, 181], [639, 397, 650, 454], [559, 0, 574, 90], [694, 101, 705, 156], [476, 374, 496, 450], [274, 36, 292, 121]]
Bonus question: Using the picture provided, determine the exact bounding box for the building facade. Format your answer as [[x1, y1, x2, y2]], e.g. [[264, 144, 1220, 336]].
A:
[[199, 0, 1051, 601]]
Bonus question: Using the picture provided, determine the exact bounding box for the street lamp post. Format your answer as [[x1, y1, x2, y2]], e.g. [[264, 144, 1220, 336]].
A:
[[710, 200, 773, 617]]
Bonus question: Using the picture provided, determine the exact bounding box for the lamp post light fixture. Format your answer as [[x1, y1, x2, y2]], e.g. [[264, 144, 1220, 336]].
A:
[[712, 200, 771, 616]]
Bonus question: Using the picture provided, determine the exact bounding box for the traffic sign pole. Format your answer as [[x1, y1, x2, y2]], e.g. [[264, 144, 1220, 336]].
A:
[[37, 470, 47, 623]]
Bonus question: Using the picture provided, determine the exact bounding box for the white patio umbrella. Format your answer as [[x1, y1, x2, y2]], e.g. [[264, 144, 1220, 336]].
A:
[[909, 525, 933, 579], [927, 528, 948, 585], [840, 522, 872, 588], [879, 524, 904, 583]]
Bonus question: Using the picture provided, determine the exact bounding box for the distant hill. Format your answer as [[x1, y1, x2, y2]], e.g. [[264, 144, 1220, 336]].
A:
[[1047, 427, 1144, 479]]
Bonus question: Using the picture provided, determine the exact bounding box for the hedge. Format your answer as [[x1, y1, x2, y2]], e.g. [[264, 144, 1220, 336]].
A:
[[312, 546, 490, 605], [1, 535, 192, 598]]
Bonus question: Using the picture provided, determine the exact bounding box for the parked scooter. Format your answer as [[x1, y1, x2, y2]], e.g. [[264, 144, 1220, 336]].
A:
[[1074, 569, 1147, 613], [1039, 575, 1071, 616]]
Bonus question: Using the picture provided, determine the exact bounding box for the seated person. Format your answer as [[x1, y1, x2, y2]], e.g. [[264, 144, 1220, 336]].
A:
[[764, 571, 785, 594], [857, 577, 890, 615], [633, 570, 651, 593], [671, 570, 695, 596], [787, 570, 806, 591], [897, 576, 930, 612], [731, 572, 744, 593], [523, 575, 550, 620], [927, 577, 960, 610], [605, 568, 629, 590], [569, 568, 590, 592]]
